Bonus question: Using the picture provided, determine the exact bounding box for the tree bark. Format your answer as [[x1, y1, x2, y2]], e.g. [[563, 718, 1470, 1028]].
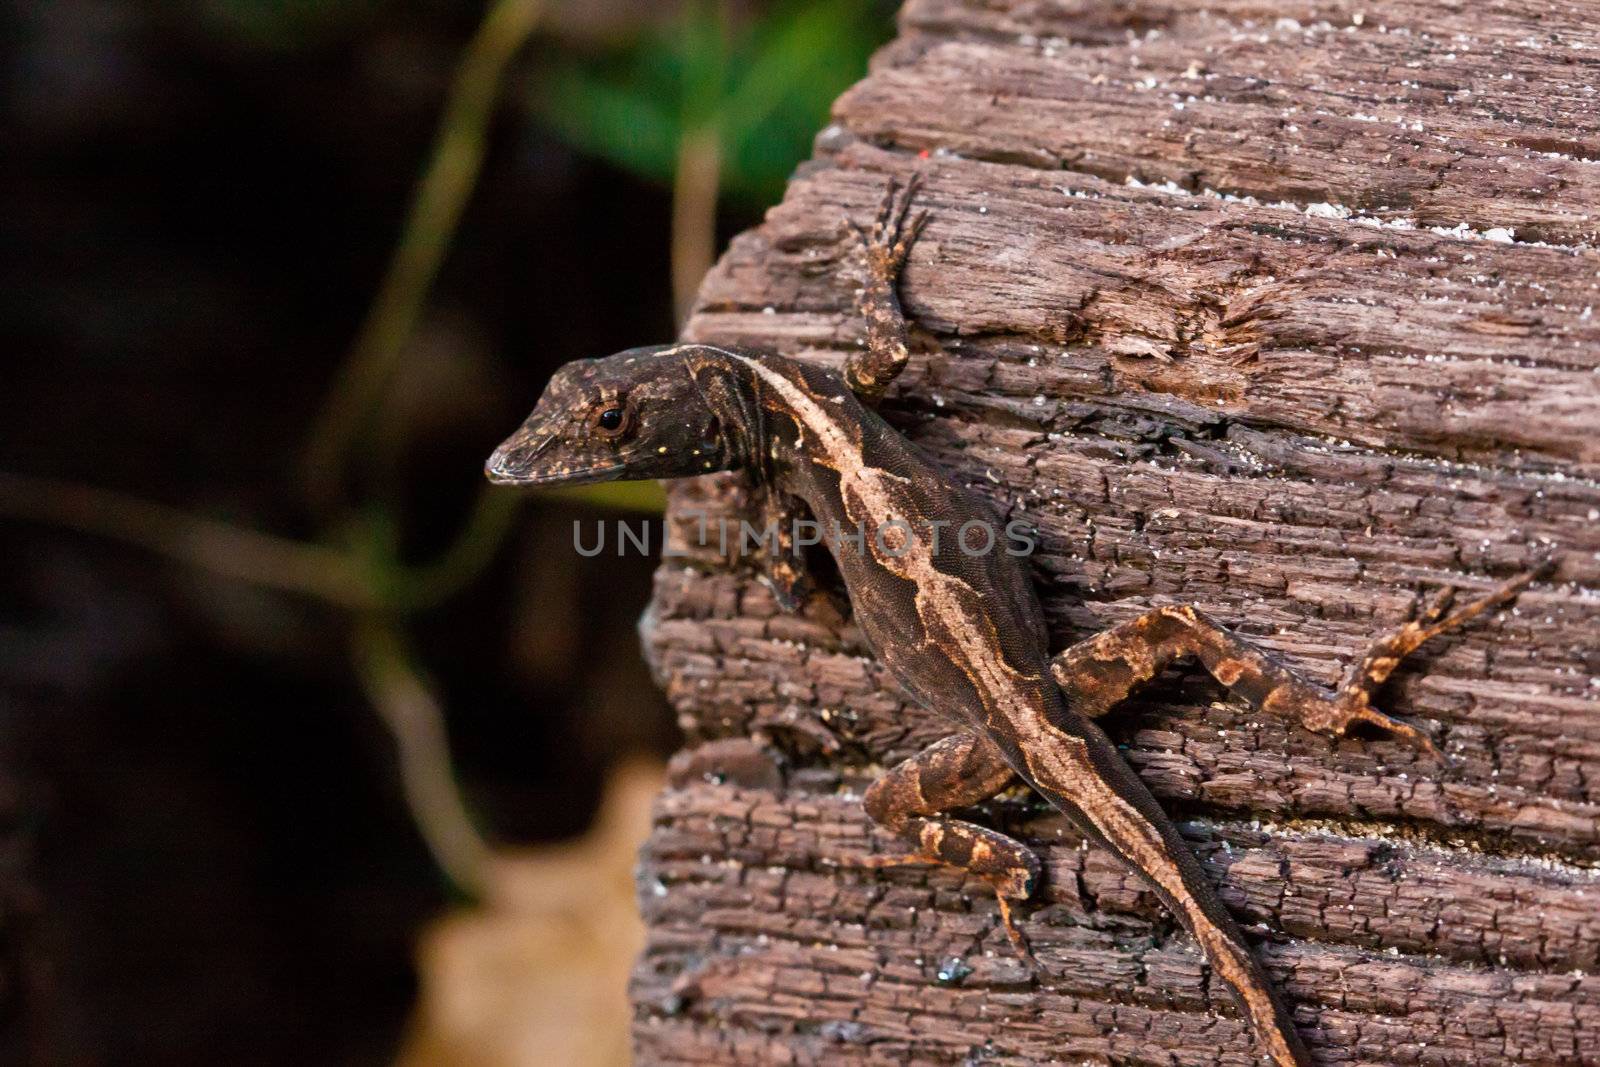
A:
[[631, 2, 1600, 1063]]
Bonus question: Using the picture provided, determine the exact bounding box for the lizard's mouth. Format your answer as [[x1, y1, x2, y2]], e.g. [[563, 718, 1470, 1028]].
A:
[[484, 436, 629, 486], [485, 427, 556, 485], [484, 460, 630, 486]]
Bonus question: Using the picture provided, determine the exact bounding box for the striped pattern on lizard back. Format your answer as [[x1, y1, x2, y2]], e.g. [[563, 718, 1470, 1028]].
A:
[[719, 348, 1306, 1067]]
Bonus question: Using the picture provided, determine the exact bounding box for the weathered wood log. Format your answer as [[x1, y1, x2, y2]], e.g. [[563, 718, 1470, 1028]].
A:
[[631, 2, 1600, 1063]]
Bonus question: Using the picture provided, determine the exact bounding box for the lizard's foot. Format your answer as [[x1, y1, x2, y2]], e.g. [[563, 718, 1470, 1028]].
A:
[[841, 853, 1042, 974], [848, 173, 930, 278], [1329, 565, 1550, 756], [843, 831, 1041, 897], [749, 704, 845, 755], [1324, 696, 1443, 760], [992, 885, 1041, 974], [841, 172, 930, 403], [856, 733, 1043, 974]]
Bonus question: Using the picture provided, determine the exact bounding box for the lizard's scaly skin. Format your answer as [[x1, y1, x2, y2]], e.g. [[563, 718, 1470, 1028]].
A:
[[488, 176, 1541, 1066]]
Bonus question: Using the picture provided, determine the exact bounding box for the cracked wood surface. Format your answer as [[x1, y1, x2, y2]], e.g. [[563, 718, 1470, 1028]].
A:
[[630, 2, 1600, 1064]]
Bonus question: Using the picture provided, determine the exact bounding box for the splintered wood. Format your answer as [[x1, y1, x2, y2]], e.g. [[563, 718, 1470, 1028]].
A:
[[632, 3, 1600, 1063]]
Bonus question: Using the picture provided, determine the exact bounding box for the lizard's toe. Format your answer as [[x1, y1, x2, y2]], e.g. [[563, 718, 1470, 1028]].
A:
[[1347, 703, 1444, 761]]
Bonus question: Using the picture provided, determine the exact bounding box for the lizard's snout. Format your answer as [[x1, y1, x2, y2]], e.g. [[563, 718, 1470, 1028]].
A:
[[484, 424, 560, 485], [483, 446, 520, 484]]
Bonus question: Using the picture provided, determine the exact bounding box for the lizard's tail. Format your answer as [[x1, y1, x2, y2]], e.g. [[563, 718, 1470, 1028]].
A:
[[1013, 716, 1312, 1066]]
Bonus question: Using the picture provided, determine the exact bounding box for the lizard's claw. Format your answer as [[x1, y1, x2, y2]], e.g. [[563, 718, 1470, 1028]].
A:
[[1338, 701, 1445, 762], [872, 176, 902, 240], [1414, 564, 1548, 644], [844, 215, 871, 259], [890, 209, 931, 271], [1326, 564, 1550, 764], [872, 172, 922, 243], [1415, 586, 1458, 627], [834, 850, 1042, 975], [849, 172, 929, 274], [750, 704, 845, 755], [994, 892, 1041, 976]]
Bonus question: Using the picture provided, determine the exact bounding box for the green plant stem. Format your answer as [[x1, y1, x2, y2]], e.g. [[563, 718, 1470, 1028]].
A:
[[390, 481, 667, 611], [0, 468, 668, 613], [351, 617, 491, 899], [672, 124, 723, 327], [391, 486, 525, 610], [7, 0, 709, 901], [301, 0, 546, 515], [0, 471, 374, 609]]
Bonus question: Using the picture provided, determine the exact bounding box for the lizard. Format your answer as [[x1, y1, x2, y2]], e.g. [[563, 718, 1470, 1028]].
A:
[[485, 174, 1544, 1066]]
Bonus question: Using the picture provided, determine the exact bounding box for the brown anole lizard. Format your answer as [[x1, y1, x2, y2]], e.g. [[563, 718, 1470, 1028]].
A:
[[486, 175, 1543, 1066]]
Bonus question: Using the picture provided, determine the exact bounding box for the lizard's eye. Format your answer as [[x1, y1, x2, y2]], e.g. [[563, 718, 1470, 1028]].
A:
[[588, 399, 633, 439]]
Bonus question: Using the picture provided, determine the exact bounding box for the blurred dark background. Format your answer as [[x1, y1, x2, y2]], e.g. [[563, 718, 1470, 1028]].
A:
[[0, 2, 891, 1063]]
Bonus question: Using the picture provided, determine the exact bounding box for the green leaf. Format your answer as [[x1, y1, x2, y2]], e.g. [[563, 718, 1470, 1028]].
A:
[[539, 63, 681, 182], [528, 1, 892, 206]]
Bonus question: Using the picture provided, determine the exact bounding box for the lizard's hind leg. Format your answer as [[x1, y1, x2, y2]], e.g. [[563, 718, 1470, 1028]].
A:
[[1051, 568, 1543, 755], [856, 732, 1040, 960]]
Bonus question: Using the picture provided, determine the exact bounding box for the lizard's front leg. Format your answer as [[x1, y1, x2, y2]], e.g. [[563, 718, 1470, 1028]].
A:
[[843, 175, 927, 405], [857, 732, 1041, 959], [751, 485, 814, 612], [1051, 569, 1543, 752]]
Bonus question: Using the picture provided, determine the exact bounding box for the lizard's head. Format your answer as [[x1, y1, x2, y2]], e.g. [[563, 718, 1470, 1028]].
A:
[[485, 344, 742, 487]]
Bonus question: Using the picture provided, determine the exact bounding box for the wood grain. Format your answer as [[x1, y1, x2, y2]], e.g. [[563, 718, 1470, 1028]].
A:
[[631, 2, 1600, 1062]]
